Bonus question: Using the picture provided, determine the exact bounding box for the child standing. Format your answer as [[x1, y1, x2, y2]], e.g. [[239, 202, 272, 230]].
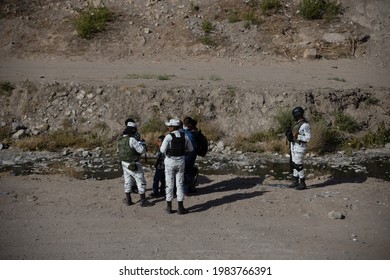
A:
[[150, 135, 166, 198]]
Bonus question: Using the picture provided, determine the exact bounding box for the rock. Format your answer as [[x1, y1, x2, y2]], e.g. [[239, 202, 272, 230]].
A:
[[303, 48, 317, 59], [323, 33, 347, 44], [12, 129, 26, 140], [328, 211, 345, 219]]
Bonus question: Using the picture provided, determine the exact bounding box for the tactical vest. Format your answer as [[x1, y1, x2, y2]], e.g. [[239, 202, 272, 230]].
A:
[[292, 119, 308, 141], [166, 132, 185, 156], [117, 136, 141, 162]]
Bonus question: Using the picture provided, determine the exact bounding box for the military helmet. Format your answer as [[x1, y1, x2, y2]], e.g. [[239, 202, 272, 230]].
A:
[[292, 106, 304, 120]]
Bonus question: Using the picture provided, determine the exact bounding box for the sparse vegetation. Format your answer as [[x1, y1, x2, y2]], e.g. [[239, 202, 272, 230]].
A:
[[190, 1, 200, 12], [201, 20, 214, 34], [299, 0, 342, 20], [200, 35, 215, 46], [0, 125, 12, 142], [209, 75, 223, 81], [0, 81, 15, 97], [365, 96, 379, 105], [273, 109, 294, 134], [15, 123, 109, 151], [328, 77, 346, 82], [260, 0, 281, 14], [74, 7, 113, 39], [126, 73, 174, 80], [334, 112, 361, 133], [243, 11, 261, 26], [309, 120, 343, 154]]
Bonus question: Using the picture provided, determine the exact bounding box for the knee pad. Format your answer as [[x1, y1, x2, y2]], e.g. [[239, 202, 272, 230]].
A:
[[293, 162, 304, 171]]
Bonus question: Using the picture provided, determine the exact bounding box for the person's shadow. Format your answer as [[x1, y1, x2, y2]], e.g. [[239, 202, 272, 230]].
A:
[[308, 175, 367, 189], [188, 176, 268, 213]]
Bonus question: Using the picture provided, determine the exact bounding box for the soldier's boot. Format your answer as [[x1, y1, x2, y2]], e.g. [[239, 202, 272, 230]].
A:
[[139, 193, 154, 207], [296, 178, 307, 190], [177, 201, 189, 215], [125, 192, 133, 206], [289, 176, 299, 188], [165, 201, 173, 214]]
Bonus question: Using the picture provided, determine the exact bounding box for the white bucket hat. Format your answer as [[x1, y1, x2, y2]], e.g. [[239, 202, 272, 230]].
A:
[[165, 119, 181, 127]]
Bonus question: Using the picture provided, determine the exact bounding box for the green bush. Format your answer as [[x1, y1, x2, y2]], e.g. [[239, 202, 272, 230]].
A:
[[140, 118, 166, 135], [0, 81, 15, 97], [273, 109, 294, 134], [334, 112, 360, 133], [0, 125, 12, 142], [243, 11, 261, 26], [323, 0, 342, 21], [260, 0, 281, 13], [310, 120, 343, 154], [299, 0, 341, 20], [74, 7, 113, 39], [365, 96, 379, 105], [362, 122, 390, 147], [200, 35, 215, 46], [299, 0, 324, 20], [228, 13, 241, 23]]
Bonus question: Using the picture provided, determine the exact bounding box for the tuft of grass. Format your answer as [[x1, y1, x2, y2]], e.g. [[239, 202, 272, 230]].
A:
[[334, 111, 361, 133], [243, 11, 261, 26], [0, 125, 12, 142], [299, 0, 342, 20], [200, 35, 216, 46], [365, 96, 379, 105], [228, 12, 241, 23], [140, 118, 167, 135], [156, 74, 173, 81], [299, 0, 324, 20], [0, 81, 15, 97], [309, 120, 343, 154], [74, 7, 113, 39], [126, 73, 174, 80], [201, 19, 214, 33], [190, 1, 200, 12], [323, 0, 342, 21], [209, 75, 223, 81], [260, 0, 281, 14], [328, 77, 346, 82], [362, 122, 390, 148]]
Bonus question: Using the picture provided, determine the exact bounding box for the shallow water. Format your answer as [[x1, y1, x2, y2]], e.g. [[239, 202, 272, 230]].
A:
[[5, 156, 389, 182]]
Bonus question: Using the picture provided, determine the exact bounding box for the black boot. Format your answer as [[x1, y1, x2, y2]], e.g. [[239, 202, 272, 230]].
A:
[[177, 201, 189, 215], [125, 192, 133, 206], [140, 193, 154, 207], [165, 201, 173, 214], [296, 178, 307, 190], [289, 176, 299, 188]]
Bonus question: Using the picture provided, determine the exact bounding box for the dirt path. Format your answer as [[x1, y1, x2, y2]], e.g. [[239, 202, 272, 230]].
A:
[[0, 172, 389, 260], [2, 57, 390, 90]]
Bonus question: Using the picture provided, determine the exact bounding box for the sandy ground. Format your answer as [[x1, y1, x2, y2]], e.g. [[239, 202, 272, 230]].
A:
[[0, 170, 389, 260], [1, 57, 390, 90]]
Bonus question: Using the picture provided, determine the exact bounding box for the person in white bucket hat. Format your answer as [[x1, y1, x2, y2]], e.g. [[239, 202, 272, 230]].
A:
[[160, 119, 193, 214]]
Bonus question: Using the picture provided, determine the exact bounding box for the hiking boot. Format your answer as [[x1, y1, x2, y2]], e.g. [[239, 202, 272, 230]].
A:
[[148, 192, 160, 198], [125, 192, 133, 206], [296, 178, 307, 190], [139, 194, 154, 207], [177, 201, 189, 215], [289, 176, 299, 188], [165, 201, 173, 214]]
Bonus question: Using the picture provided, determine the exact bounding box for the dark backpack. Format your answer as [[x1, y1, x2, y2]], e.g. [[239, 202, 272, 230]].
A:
[[194, 130, 208, 157]]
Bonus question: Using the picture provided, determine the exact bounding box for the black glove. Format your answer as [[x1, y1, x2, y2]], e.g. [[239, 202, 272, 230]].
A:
[[285, 129, 294, 142]]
